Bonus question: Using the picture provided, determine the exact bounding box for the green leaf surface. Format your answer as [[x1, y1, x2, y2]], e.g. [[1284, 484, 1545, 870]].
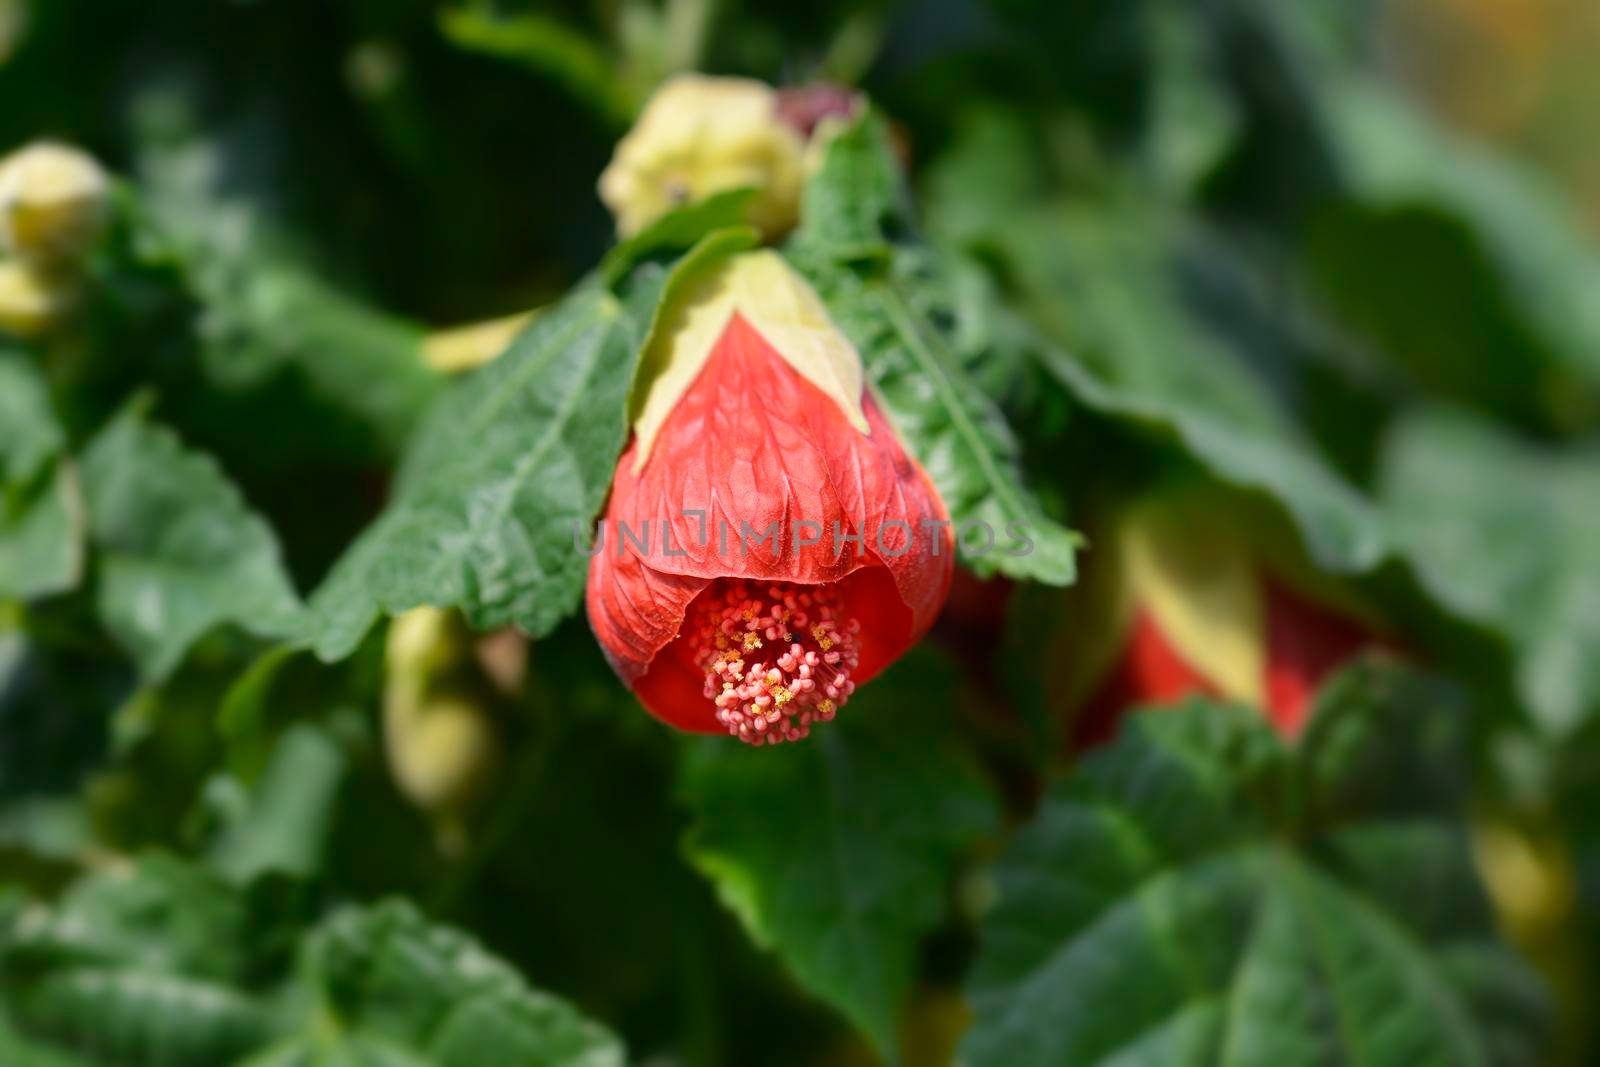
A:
[[832, 267, 1080, 584], [795, 112, 909, 257], [921, 92, 1396, 574], [302, 285, 632, 659], [0, 858, 275, 1066], [306, 899, 625, 1067], [0, 351, 82, 600], [0, 1014, 97, 1067], [1253, 1, 1600, 432], [0, 463, 82, 602], [1, 861, 624, 1067], [962, 663, 1547, 1067], [0, 351, 64, 487], [1142, 0, 1239, 196], [11, 968, 275, 1067], [1, 854, 256, 979], [681, 650, 1002, 1055], [305, 233, 750, 660], [79, 407, 303, 681], [794, 116, 1079, 584], [972, 201, 1386, 572], [207, 723, 348, 886], [599, 190, 758, 286], [1378, 407, 1600, 734]]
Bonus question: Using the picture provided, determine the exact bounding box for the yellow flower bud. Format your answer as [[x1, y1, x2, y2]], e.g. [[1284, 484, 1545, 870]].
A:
[[386, 606, 468, 681], [598, 74, 805, 240], [0, 259, 69, 337], [383, 608, 503, 853], [0, 141, 111, 267], [383, 691, 500, 855]]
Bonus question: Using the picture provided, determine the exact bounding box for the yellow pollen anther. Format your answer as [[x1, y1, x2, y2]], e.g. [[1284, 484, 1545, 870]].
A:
[[818, 698, 836, 715], [772, 687, 793, 706], [743, 632, 763, 652]]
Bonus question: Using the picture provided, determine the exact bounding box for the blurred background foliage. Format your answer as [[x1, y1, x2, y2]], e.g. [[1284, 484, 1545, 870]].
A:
[[4, 0, 1600, 1064]]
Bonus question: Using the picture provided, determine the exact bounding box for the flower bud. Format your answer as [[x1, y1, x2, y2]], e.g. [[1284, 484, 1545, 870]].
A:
[[598, 75, 807, 239], [0, 141, 110, 267], [1060, 486, 1382, 746], [383, 607, 501, 852], [386, 606, 469, 682], [1473, 818, 1576, 945], [586, 250, 951, 744], [383, 691, 500, 854], [0, 259, 70, 337]]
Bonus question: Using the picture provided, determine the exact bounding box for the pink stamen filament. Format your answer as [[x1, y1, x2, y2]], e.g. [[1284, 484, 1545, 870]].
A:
[[686, 579, 862, 746]]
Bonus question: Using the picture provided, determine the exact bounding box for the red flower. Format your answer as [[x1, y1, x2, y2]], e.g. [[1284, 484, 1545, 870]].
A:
[[586, 252, 952, 744], [1066, 489, 1382, 747]]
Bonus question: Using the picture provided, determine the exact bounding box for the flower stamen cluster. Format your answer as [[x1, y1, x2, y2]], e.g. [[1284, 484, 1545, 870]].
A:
[[687, 579, 860, 745]]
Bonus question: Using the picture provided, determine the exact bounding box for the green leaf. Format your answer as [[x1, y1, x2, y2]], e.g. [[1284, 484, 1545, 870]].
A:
[[216, 644, 303, 746], [963, 198, 1387, 572], [1, 854, 256, 979], [837, 267, 1080, 584], [922, 109, 1048, 253], [1, 861, 624, 1067], [681, 649, 1002, 1055], [305, 899, 625, 1067], [0, 1013, 97, 1067], [79, 406, 304, 681], [1141, 0, 1239, 196], [0, 351, 82, 600], [793, 117, 1080, 584], [0, 463, 82, 602], [305, 232, 751, 661], [599, 191, 759, 286], [0, 856, 278, 1066], [302, 284, 630, 659], [1307, 86, 1600, 430], [1236, 0, 1600, 432], [1378, 407, 1600, 734], [207, 723, 348, 886], [795, 111, 909, 257], [962, 665, 1547, 1067], [10, 969, 275, 1067], [0, 350, 64, 487]]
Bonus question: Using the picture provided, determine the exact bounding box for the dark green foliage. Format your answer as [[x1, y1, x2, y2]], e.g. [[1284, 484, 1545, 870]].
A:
[[1, 1, 1595, 1065]]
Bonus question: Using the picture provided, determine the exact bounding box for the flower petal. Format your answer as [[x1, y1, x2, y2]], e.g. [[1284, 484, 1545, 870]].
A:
[[585, 539, 709, 692], [611, 310, 948, 622], [630, 250, 868, 470]]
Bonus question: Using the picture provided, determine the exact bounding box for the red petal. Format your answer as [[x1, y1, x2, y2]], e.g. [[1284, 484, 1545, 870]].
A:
[[585, 540, 709, 692], [586, 311, 951, 732], [1068, 607, 1216, 751], [1072, 610, 1217, 749], [1262, 578, 1375, 737]]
